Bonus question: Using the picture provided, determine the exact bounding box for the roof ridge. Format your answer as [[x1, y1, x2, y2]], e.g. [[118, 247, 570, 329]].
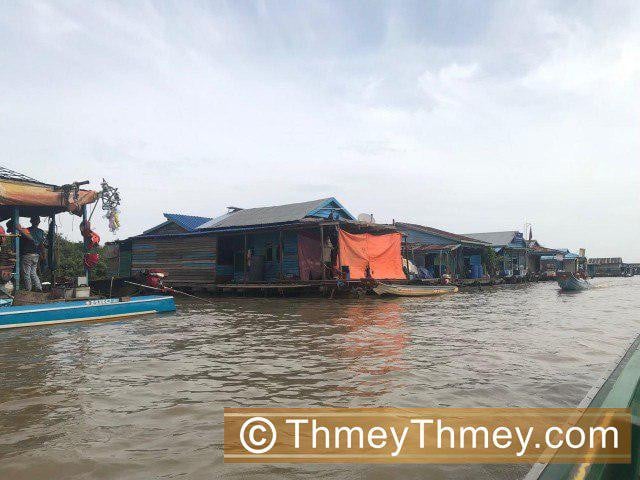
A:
[[395, 221, 489, 244], [164, 212, 212, 219], [230, 197, 334, 211]]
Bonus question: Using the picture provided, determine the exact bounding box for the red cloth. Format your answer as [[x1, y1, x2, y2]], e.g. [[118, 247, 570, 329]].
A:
[[80, 221, 101, 249], [83, 253, 99, 269], [297, 231, 323, 280], [338, 229, 405, 279]]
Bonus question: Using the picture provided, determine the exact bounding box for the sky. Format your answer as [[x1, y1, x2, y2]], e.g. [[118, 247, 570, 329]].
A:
[[0, 0, 638, 260]]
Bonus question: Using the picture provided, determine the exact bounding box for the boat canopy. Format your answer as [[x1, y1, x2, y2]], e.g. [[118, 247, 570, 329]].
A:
[[0, 177, 98, 219]]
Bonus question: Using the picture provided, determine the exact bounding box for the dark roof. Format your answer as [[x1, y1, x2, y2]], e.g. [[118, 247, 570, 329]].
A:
[[527, 240, 562, 255], [0, 166, 47, 185], [198, 197, 354, 230], [163, 213, 212, 231], [588, 257, 623, 265], [395, 222, 489, 246], [463, 231, 519, 247]]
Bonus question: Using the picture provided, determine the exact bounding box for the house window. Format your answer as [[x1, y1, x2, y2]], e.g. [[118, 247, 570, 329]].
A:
[[265, 243, 274, 262]]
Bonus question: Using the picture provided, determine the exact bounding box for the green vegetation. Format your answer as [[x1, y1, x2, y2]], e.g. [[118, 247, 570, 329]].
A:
[[51, 234, 107, 280], [482, 246, 502, 276]]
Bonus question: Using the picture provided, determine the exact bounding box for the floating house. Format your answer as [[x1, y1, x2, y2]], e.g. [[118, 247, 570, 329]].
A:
[[463, 231, 528, 278], [526, 239, 563, 278], [393, 222, 490, 279], [587, 257, 624, 277], [540, 250, 581, 275], [123, 197, 406, 290]]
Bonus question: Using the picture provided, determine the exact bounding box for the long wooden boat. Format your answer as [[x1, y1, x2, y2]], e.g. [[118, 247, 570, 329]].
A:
[[525, 333, 640, 480], [557, 273, 590, 291], [0, 295, 176, 330], [373, 283, 458, 297]]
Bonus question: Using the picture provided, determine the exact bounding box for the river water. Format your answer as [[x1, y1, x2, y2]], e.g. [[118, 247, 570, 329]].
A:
[[1, 277, 639, 479]]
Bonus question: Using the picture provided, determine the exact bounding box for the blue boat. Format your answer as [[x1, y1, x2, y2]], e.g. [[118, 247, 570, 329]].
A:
[[557, 272, 590, 291], [0, 295, 176, 330]]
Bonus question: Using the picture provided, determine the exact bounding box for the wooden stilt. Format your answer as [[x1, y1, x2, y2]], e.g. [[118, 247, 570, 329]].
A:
[[12, 207, 19, 291]]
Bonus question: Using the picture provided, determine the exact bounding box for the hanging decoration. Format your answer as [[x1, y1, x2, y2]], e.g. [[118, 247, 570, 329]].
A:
[[100, 179, 121, 233]]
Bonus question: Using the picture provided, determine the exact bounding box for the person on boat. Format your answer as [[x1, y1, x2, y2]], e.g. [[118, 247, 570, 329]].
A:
[[16, 216, 46, 292]]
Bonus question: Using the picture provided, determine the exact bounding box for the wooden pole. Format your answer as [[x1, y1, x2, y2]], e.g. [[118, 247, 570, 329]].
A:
[[243, 234, 248, 283], [279, 230, 283, 280], [404, 235, 409, 277], [320, 225, 325, 280], [12, 207, 19, 292], [82, 204, 90, 282], [335, 225, 341, 277], [48, 215, 56, 284]]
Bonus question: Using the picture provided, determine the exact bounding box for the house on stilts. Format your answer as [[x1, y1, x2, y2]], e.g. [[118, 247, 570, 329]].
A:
[[112, 197, 407, 293]]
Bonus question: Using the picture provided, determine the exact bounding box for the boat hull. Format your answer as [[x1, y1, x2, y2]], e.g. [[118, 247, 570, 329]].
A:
[[557, 274, 590, 291], [373, 283, 458, 297], [0, 295, 176, 330]]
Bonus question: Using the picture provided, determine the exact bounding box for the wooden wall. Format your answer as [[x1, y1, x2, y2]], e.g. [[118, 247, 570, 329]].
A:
[[131, 234, 217, 285], [104, 240, 132, 278]]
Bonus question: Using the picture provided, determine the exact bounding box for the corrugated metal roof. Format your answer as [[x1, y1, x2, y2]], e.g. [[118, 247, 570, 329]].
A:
[[199, 197, 353, 230], [0, 166, 45, 184], [410, 243, 460, 253], [463, 231, 519, 247], [163, 213, 212, 232], [395, 222, 489, 246]]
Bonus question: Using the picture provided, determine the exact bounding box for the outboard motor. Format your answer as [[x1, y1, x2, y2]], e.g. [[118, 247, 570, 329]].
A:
[[140, 269, 168, 290]]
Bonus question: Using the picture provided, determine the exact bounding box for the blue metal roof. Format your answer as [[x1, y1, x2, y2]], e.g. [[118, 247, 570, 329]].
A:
[[163, 213, 212, 232]]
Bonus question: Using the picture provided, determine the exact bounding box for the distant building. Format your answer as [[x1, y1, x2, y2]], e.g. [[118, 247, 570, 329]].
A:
[[588, 258, 624, 277]]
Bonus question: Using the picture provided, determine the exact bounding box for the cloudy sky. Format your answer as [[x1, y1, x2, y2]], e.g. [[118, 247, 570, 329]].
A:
[[1, 0, 638, 259]]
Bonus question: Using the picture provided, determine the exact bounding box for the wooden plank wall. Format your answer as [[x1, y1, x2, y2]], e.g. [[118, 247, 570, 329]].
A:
[[132, 235, 217, 285]]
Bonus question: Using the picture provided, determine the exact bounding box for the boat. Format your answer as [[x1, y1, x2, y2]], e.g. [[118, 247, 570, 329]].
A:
[[525, 333, 640, 480], [0, 295, 176, 330], [373, 282, 458, 297], [557, 272, 590, 291], [0, 169, 179, 330]]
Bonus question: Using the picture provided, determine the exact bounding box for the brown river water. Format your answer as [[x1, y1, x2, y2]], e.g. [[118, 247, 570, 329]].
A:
[[1, 277, 639, 479]]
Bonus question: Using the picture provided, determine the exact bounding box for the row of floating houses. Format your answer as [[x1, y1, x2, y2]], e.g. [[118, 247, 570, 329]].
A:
[[104, 197, 637, 294]]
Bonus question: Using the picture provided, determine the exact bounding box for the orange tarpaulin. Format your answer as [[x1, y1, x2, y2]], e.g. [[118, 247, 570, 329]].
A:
[[338, 229, 405, 279], [0, 179, 98, 216]]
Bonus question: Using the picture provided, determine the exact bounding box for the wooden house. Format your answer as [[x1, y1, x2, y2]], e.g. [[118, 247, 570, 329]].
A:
[[129, 213, 216, 285], [526, 240, 562, 277], [393, 222, 490, 279], [126, 197, 405, 289], [463, 231, 528, 278], [199, 197, 404, 285]]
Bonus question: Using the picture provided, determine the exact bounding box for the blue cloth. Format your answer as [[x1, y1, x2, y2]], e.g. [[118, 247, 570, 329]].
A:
[[418, 267, 434, 279], [29, 227, 45, 246]]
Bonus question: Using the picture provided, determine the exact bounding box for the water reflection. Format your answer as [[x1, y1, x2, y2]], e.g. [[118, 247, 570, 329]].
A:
[[0, 277, 639, 480]]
